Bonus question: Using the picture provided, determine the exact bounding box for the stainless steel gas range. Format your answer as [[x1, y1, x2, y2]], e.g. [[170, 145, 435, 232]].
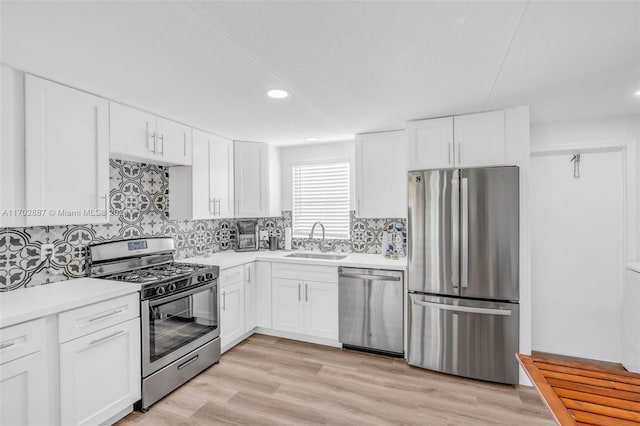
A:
[[88, 237, 220, 411]]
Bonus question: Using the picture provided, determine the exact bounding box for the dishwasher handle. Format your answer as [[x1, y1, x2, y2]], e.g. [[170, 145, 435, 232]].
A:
[[339, 273, 401, 281]]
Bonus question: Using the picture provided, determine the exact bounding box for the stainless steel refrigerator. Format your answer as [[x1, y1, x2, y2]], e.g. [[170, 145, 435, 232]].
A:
[[407, 166, 520, 384]]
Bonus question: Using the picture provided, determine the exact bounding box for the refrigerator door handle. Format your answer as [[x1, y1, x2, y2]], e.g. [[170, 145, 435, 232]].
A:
[[412, 298, 512, 316], [461, 177, 469, 288], [451, 171, 460, 287]]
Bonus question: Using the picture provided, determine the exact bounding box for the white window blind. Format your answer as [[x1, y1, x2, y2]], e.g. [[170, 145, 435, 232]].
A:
[[292, 162, 350, 240]]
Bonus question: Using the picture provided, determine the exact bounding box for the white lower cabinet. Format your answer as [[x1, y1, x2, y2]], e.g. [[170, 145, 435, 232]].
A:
[[255, 262, 272, 328], [59, 318, 140, 426], [244, 262, 257, 332], [272, 276, 338, 339], [220, 279, 245, 350], [0, 350, 50, 426]]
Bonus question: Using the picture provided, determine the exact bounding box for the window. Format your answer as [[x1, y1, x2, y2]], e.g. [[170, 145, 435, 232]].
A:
[[292, 161, 350, 240]]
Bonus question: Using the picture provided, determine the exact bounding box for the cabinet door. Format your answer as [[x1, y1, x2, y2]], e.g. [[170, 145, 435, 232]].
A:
[[244, 262, 257, 332], [211, 135, 235, 218], [25, 75, 109, 226], [454, 110, 506, 167], [156, 117, 192, 165], [271, 278, 304, 334], [110, 102, 158, 162], [220, 281, 245, 348], [355, 130, 407, 218], [0, 350, 50, 426], [234, 141, 269, 217], [255, 262, 272, 328], [59, 319, 140, 426], [407, 116, 454, 170], [304, 281, 339, 339], [191, 129, 215, 219]]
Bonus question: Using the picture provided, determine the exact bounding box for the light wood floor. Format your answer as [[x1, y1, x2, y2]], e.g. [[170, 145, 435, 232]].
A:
[[117, 334, 555, 425]]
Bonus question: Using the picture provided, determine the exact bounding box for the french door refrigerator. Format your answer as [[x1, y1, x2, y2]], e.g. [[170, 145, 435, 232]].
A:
[[407, 166, 520, 384]]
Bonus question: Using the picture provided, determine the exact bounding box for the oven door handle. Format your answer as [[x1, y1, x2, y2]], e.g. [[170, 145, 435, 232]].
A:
[[148, 281, 217, 307]]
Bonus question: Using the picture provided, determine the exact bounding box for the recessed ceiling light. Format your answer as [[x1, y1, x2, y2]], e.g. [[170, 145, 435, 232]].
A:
[[635, 89, 640, 96], [266, 89, 289, 99], [305, 137, 319, 142]]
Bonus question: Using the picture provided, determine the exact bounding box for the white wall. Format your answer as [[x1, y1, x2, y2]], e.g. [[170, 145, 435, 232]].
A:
[[279, 140, 356, 211]]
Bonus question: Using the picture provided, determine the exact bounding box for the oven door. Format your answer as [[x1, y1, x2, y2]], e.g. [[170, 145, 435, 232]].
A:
[[141, 281, 219, 377]]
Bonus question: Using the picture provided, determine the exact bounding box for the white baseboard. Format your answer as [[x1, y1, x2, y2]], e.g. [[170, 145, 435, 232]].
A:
[[253, 327, 341, 348], [221, 330, 256, 354]]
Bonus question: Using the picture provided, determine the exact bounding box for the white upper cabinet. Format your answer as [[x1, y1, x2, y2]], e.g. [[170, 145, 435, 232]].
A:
[[110, 102, 192, 166], [25, 74, 109, 226], [407, 110, 507, 170], [210, 135, 235, 218], [355, 130, 407, 218], [234, 141, 269, 217], [156, 117, 192, 165], [407, 116, 454, 170], [453, 110, 506, 168], [169, 130, 234, 220]]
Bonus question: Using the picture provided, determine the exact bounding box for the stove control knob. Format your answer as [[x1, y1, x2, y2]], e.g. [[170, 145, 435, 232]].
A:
[[197, 275, 205, 282], [156, 286, 166, 296], [168, 283, 177, 292], [206, 273, 214, 281]]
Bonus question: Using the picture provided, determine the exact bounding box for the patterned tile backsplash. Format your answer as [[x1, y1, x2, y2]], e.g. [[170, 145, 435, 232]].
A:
[[0, 159, 405, 292]]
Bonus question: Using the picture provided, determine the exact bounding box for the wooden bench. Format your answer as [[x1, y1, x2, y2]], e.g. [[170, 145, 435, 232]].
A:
[[517, 353, 640, 425]]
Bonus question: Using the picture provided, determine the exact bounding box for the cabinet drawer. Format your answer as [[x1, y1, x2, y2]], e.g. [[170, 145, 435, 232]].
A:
[[220, 265, 244, 288], [58, 293, 139, 343], [0, 318, 46, 365], [272, 262, 338, 283]]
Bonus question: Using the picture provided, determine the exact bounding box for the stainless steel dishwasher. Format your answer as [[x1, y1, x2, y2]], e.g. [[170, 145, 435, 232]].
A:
[[338, 267, 404, 356]]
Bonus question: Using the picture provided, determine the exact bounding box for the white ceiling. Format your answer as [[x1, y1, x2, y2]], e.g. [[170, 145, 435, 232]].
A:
[[1, 1, 639, 146]]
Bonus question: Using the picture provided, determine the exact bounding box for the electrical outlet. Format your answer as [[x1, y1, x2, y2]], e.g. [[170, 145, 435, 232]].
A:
[[259, 230, 269, 241], [41, 244, 54, 261]]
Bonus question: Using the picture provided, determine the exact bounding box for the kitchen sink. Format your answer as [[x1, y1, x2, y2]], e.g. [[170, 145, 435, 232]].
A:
[[285, 252, 348, 260]]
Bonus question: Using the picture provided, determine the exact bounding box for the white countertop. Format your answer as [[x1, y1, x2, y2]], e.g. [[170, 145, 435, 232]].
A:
[[180, 250, 407, 271], [0, 278, 141, 328], [628, 263, 640, 274]]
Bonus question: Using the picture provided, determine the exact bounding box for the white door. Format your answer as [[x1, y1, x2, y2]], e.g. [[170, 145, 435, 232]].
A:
[[109, 102, 158, 162], [272, 278, 304, 334], [244, 262, 257, 332], [221, 281, 245, 348], [0, 351, 50, 426], [25, 75, 109, 226], [191, 129, 214, 219], [156, 117, 192, 165], [211, 135, 235, 218], [234, 141, 269, 217], [59, 319, 141, 426], [454, 110, 505, 168], [355, 131, 407, 218], [407, 116, 454, 170], [531, 150, 624, 362], [304, 281, 339, 339], [255, 262, 272, 328]]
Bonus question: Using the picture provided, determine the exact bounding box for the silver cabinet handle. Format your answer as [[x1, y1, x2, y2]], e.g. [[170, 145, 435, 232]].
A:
[[178, 354, 199, 370], [147, 122, 156, 154], [451, 171, 460, 288], [216, 198, 221, 216], [305, 283, 308, 302], [461, 177, 469, 288], [412, 298, 511, 316], [457, 142, 461, 165], [338, 273, 401, 281], [183, 133, 187, 156], [298, 283, 301, 302], [222, 291, 226, 311], [247, 267, 251, 284], [0, 342, 15, 350], [448, 142, 452, 165], [158, 134, 165, 156], [90, 330, 125, 345], [209, 199, 215, 215], [88, 308, 123, 322]]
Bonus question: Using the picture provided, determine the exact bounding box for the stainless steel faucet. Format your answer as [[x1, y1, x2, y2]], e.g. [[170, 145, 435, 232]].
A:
[[309, 222, 327, 252]]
